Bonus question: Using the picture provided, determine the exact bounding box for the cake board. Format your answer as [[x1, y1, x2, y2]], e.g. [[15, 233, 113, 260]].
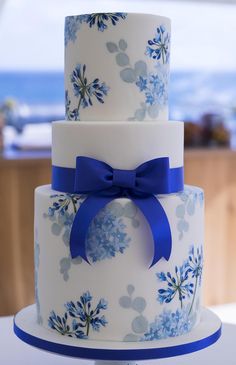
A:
[[14, 304, 221, 364]]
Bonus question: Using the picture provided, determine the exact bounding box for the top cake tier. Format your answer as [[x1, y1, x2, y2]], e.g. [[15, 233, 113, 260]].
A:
[[65, 13, 171, 122]]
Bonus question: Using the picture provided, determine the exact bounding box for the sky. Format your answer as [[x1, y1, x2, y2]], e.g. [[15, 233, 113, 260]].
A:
[[0, 0, 235, 71]]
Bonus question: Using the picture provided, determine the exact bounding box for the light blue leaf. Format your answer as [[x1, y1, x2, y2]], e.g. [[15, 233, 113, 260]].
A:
[[176, 204, 185, 219], [106, 42, 118, 53], [123, 333, 139, 342], [132, 297, 147, 313], [148, 104, 159, 119], [120, 68, 136, 83], [134, 60, 147, 77], [134, 108, 146, 121], [116, 52, 129, 67], [119, 296, 132, 308], [127, 284, 135, 296], [51, 222, 62, 236], [132, 315, 149, 333], [124, 201, 137, 218], [119, 39, 127, 51]]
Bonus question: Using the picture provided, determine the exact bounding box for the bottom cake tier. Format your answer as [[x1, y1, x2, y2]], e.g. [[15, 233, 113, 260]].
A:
[[34, 184, 204, 342]]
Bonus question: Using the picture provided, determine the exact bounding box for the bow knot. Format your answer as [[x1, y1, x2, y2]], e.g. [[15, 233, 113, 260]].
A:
[[112, 168, 136, 190]]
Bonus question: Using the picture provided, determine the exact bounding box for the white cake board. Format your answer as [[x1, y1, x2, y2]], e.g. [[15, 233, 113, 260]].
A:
[[14, 305, 221, 363]]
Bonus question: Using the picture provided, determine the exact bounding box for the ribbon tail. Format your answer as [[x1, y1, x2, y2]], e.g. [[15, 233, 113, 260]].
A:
[[70, 194, 115, 263], [132, 195, 172, 268]]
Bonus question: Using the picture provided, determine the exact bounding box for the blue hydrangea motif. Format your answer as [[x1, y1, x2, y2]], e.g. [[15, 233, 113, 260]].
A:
[[65, 15, 88, 46], [146, 25, 170, 64], [66, 64, 109, 121], [86, 13, 127, 31], [44, 199, 136, 280], [142, 306, 194, 341], [136, 72, 167, 108], [48, 292, 108, 338], [106, 37, 168, 121], [86, 205, 131, 262]]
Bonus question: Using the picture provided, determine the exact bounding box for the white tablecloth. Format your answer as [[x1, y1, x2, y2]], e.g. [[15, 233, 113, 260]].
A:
[[1, 305, 236, 364]]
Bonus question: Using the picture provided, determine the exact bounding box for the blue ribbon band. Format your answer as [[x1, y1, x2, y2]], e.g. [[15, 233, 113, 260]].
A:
[[52, 157, 184, 267]]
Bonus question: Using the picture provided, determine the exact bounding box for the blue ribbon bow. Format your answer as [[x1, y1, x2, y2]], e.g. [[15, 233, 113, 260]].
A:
[[52, 156, 184, 268]]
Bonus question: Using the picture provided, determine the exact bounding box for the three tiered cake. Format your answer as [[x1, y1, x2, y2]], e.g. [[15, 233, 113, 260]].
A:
[[34, 13, 204, 343]]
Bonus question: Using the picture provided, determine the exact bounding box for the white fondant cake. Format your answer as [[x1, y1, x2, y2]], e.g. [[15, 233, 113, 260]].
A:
[[34, 12, 205, 343], [65, 13, 170, 122]]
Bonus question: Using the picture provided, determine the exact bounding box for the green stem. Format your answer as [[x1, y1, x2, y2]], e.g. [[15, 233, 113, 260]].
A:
[[189, 276, 198, 315], [77, 95, 82, 113], [71, 197, 77, 213], [86, 318, 90, 336]]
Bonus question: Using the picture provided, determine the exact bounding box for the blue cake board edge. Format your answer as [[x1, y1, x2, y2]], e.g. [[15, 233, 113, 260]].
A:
[[14, 305, 222, 361]]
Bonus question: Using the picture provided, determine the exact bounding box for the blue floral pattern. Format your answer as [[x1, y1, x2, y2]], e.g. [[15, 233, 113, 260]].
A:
[[146, 25, 170, 64], [119, 285, 149, 342], [86, 208, 130, 263], [157, 264, 194, 308], [176, 187, 204, 240], [65, 15, 88, 46], [65, 13, 127, 46], [48, 291, 108, 338], [106, 38, 168, 120], [44, 199, 138, 280], [34, 228, 43, 324], [86, 13, 127, 32], [119, 283, 197, 342], [157, 245, 203, 314], [142, 306, 195, 341], [66, 64, 109, 121]]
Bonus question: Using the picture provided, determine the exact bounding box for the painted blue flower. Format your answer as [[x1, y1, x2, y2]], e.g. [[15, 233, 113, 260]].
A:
[[145, 25, 170, 64], [64, 292, 108, 337], [157, 263, 194, 308], [48, 311, 88, 339], [67, 64, 109, 121], [86, 206, 130, 262], [48, 194, 81, 217], [188, 246, 203, 283], [142, 307, 194, 341], [136, 72, 167, 107], [65, 15, 88, 46], [86, 13, 127, 31]]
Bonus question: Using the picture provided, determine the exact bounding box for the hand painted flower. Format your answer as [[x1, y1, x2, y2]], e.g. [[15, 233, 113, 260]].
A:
[[187, 246, 203, 283], [157, 263, 194, 307], [136, 73, 167, 107], [86, 13, 127, 31], [142, 307, 194, 341], [146, 25, 170, 64], [86, 207, 130, 262], [66, 64, 109, 121], [48, 311, 87, 339], [65, 15, 88, 46]]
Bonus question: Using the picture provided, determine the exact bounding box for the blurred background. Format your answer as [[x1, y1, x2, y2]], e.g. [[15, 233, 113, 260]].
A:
[[0, 0, 236, 317]]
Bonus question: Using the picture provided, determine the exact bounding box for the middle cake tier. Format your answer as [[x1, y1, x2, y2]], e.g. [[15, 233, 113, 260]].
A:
[[52, 121, 183, 170]]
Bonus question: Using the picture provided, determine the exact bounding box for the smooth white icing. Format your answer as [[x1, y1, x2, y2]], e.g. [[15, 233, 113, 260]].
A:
[[52, 121, 183, 169], [35, 185, 204, 342]]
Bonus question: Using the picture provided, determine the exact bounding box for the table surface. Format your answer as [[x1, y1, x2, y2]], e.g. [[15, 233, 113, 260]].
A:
[[1, 305, 236, 365]]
